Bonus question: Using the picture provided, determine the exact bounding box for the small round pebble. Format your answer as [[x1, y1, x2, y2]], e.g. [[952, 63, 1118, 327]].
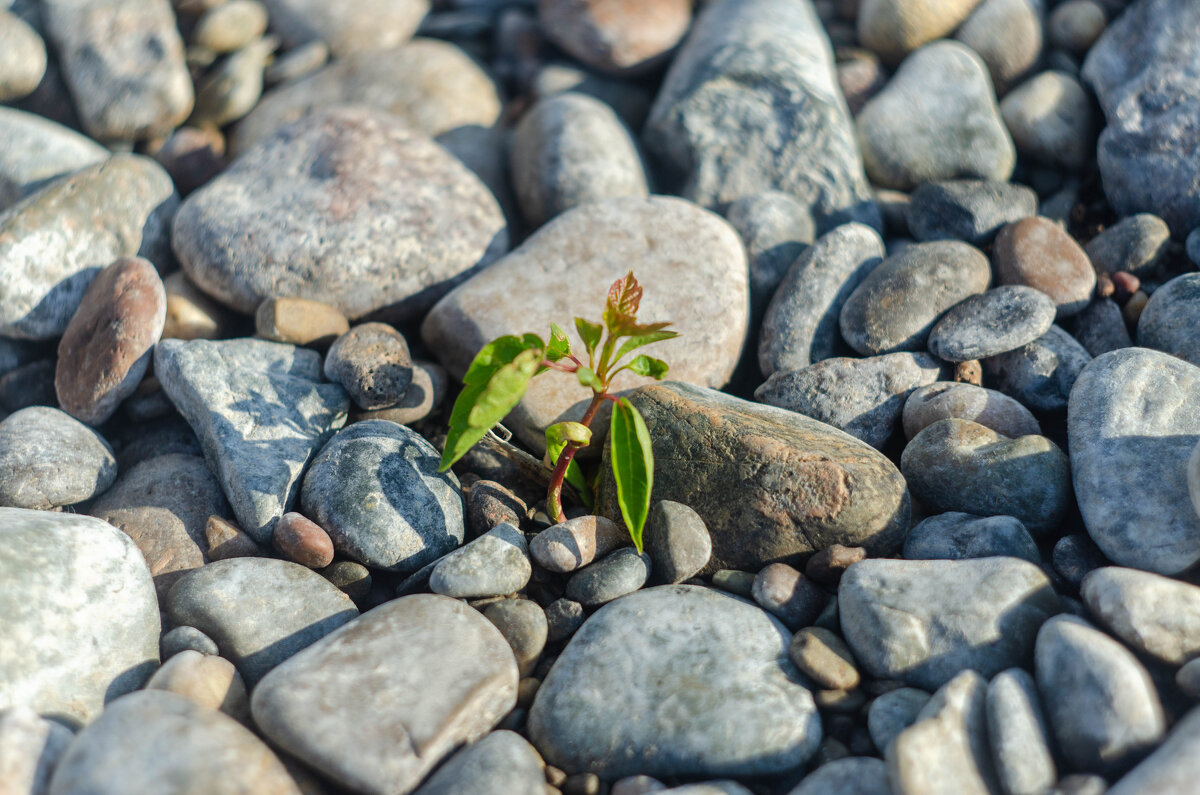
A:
[[643, 500, 712, 584], [1000, 71, 1095, 170], [204, 515, 261, 560], [152, 126, 227, 197], [255, 296, 349, 348], [531, 514, 627, 574], [192, 0, 269, 53], [805, 545, 867, 588], [788, 757, 889, 795], [0, 406, 117, 509], [789, 627, 860, 691], [484, 598, 549, 678], [903, 382, 1040, 439], [1052, 534, 1110, 587], [317, 560, 372, 603], [993, 216, 1097, 317], [323, 322, 414, 410], [927, 286, 1056, 362], [466, 479, 528, 537], [273, 511, 335, 569], [751, 563, 828, 630], [161, 625, 220, 659], [349, 360, 446, 427], [0, 9, 47, 103], [545, 598, 586, 643], [430, 523, 532, 599], [565, 547, 651, 607]]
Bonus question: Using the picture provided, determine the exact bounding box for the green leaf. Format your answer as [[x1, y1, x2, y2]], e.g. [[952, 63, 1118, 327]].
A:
[[466, 348, 541, 428], [610, 397, 653, 553], [546, 323, 571, 362], [625, 355, 669, 380], [439, 335, 544, 472], [575, 317, 602, 358], [614, 329, 679, 362], [544, 422, 594, 508], [576, 366, 601, 389]]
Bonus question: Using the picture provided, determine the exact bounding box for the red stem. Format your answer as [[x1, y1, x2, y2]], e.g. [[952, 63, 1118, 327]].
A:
[[546, 391, 607, 523]]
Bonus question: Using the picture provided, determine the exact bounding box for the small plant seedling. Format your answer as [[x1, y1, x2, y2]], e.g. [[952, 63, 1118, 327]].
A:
[[437, 271, 677, 552]]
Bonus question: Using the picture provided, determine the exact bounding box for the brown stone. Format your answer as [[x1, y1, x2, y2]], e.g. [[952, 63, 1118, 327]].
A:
[[953, 359, 983, 385], [205, 515, 262, 560], [55, 257, 166, 426], [530, 515, 627, 573], [255, 296, 349, 348], [805, 543, 867, 588], [538, 0, 693, 75], [993, 217, 1096, 318], [273, 511, 335, 568], [162, 272, 237, 341], [790, 627, 861, 690], [466, 479, 529, 537], [322, 322, 413, 410]]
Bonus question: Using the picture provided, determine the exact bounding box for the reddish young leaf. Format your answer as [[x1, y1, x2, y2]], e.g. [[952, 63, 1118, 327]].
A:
[[603, 271, 643, 332]]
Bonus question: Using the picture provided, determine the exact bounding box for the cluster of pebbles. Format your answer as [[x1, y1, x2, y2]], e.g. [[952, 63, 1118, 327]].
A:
[[3, 0, 1200, 793]]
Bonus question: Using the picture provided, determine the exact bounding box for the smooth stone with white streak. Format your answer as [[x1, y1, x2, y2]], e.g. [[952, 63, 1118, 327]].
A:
[[1068, 348, 1200, 575], [0, 707, 73, 795], [902, 382, 1040, 440], [984, 325, 1092, 413], [0, 107, 106, 212], [412, 730, 545, 795], [1137, 273, 1200, 367], [529, 585, 821, 779], [252, 594, 519, 795], [903, 513, 1040, 564], [430, 523, 531, 598], [259, 0, 430, 57], [0, 509, 159, 727], [0, 406, 117, 510], [987, 668, 1057, 795], [1081, 566, 1200, 665], [1106, 707, 1200, 795]]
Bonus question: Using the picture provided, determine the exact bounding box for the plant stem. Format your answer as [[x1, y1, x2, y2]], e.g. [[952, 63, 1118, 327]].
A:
[[546, 391, 607, 523]]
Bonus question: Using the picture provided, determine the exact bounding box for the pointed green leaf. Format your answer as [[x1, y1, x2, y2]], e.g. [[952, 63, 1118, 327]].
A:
[[575, 317, 602, 358], [609, 397, 653, 553], [547, 323, 571, 362], [614, 329, 679, 362], [466, 347, 541, 429], [625, 355, 669, 380], [576, 366, 601, 389]]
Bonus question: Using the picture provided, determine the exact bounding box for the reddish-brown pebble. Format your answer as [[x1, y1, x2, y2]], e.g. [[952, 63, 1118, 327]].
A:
[[954, 359, 983, 386], [751, 562, 829, 629], [993, 217, 1096, 318], [805, 544, 867, 588], [1111, 271, 1140, 300], [205, 515, 261, 560], [539, 0, 692, 75], [467, 479, 528, 537], [55, 257, 166, 426], [273, 511, 335, 568]]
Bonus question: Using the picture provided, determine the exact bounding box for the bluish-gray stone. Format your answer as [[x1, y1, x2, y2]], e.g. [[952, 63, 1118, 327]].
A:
[[906, 180, 1037, 245], [1072, 297, 1133, 357], [868, 687, 931, 754], [412, 731, 545, 795], [987, 668, 1057, 795], [429, 523, 530, 599], [984, 325, 1092, 413], [903, 512, 1040, 563], [565, 547, 651, 607], [724, 191, 816, 331], [1107, 706, 1200, 795], [1137, 273, 1200, 367], [0, 106, 107, 211], [928, 286, 1056, 363]]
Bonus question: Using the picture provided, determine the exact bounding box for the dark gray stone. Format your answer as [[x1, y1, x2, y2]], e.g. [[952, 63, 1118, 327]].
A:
[[429, 523, 531, 599], [0, 358, 55, 412], [903, 512, 1040, 563], [643, 500, 712, 585], [1081, 566, 1200, 666], [545, 598, 586, 643], [642, 0, 879, 231], [412, 731, 546, 795], [906, 180, 1038, 245], [724, 192, 816, 330], [752, 563, 828, 630], [323, 322, 413, 411], [565, 547, 651, 607], [928, 286, 1056, 362], [1052, 533, 1109, 588], [1137, 273, 1200, 367], [0, 106, 106, 211], [987, 668, 1057, 795], [0, 336, 43, 380], [984, 325, 1092, 413], [1083, 213, 1171, 278], [301, 419, 464, 574], [1188, 227, 1200, 267], [1072, 297, 1134, 357], [155, 338, 349, 545], [0, 406, 116, 510], [1068, 348, 1200, 574]]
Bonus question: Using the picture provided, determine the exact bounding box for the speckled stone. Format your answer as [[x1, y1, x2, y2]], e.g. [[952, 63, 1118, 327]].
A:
[[430, 523, 531, 599], [903, 512, 1040, 563], [1082, 566, 1200, 665], [0, 155, 177, 340], [643, 500, 711, 585], [0, 107, 106, 212], [993, 217, 1097, 318], [755, 353, 947, 449], [530, 516, 627, 579], [546, 598, 586, 643], [257, 0, 430, 57], [349, 360, 446, 427], [300, 420, 464, 574], [903, 382, 1040, 439], [1000, 71, 1095, 170], [839, 240, 991, 356], [1083, 213, 1170, 278], [928, 286, 1055, 362], [411, 730, 547, 795], [984, 325, 1092, 413], [987, 668, 1057, 795], [323, 323, 413, 411], [0, 406, 116, 510], [1137, 273, 1200, 367], [906, 180, 1037, 245], [0, 706, 74, 795], [565, 547, 651, 607], [251, 594, 519, 795]]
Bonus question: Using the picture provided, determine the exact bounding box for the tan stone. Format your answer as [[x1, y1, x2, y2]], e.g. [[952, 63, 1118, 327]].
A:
[[145, 650, 250, 722], [163, 272, 237, 341], [256, 296, 349, 348]]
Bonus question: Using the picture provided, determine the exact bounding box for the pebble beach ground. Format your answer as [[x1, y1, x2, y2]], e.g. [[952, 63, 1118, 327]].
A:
[[2, 0, 1200, 793]]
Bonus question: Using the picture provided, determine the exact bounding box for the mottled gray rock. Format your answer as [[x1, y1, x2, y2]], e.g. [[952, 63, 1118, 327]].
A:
[[987, 668, 1057, 795], [724, 192, 816, 330], [903, 513, 1040, 563], [906, 180, 1037, 245], [839, 557, 1058, 690], [644, 500, 711, 584], [301, 419, 463, 574], [1082, 0, 1200, 236], [594, 382, 911, 573], [1083, 213, 1171, 278], [511, 92, 648, 228], [758, 222, 884, 376], [166, 557, 356, 687], [324, 322, 413, 411], [0, 509, 159, 727], [41, 0, 192, 141], [857, 0, 983, 65], [1107, 706, 1200, 795], [412, 731, 545, 795], [0, 706, 73, 795], [259, 0, 429, 57], [0, 154, 177, 339], [177, 107, 507, 324], [0, 9, 45, 102], [0, 406, 116, 509], [422, 197, 748, 454], [529, 585, 822, 778], [902, 419, 1072, 535], [156, 338, 349, 545], [1000, 71, 1096, 170], [856, 41, 1015, 190], [0, 104, 105, 210], [1036, 615, 1165, 777], [786, 757, 889, 795], [756, 352, 947, 449], [1073, 297, 1133, 357], [643, 0, 879, 230], [482, 599, 547, 679], [928, 286, 1056, 362], [984, 325, 1092, 413], [839, 240, 992, 356], [565, 547, 651, 607], [1138, 273, 1200, 367], [47, 691, 300, 795], [955, 0, 1042, 95], [868, 687, 931, 755], [252, 594, 518, 795], [430, 523, 530, 598], [903, 382, 1040, 439], [1082, 566, 1200, 665], [1069, 348, 1200, 574]]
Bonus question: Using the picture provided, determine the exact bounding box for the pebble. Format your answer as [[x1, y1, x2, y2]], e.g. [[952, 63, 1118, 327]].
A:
[[756, 353, 947, 449], [255, 296, 349, 348], [545, 598, 586, 643], [350, 360, 447, 427], [1036, 615, 1165, 777], [758, 222, 884, 376], [903, 382, 1041, 440], [166, 557, 358, 685], [483, 598, 548, 678], [566, 547, 651, 607], [0, 9, 45, 103], [839, 240, 991, 356], [272, 512, 335, 569], [430, 523, 532, 599], [752, 563, 829, 630], [1082, 567, 1200, 665], [868, 687, 931, 754], [1052, 533, 1109, 588], [54, 257, 165, 426], [0, 154, 177, 340], [411, 730, 547, 795], [787, 757, 889, 795], [987, 668, 1057, 795], [836, 48, 888, 116], [0, 509, 159, 726], [160, 625, 219, 659], [318, 560, 372, 604], [856, 41, 1015, 190], [1082, 0, 1200, 236], [1137, 273, 1200, 367], [724, 192, 817, 331], [323, 323, 413, 410], [0, 406, 117, 510], [906, 179, 1037, 245], [251, 594, 518, 794], [643, 500, 712, 585], [300, 419, 464, 574], [1049, 0, 1108, 56], [162, 272, 237, 341], [511, 92, 648, 229], [421, 197, 748, 454], [984, 325, 1093, 413], [1083, 213, 1171, 278], [1068, 348, 1200, 574], [0, 707, 74, 795], [1107, 706, 1200, 795], [642, 0, 879, 229], [892, 673, 1003, 795], [954, 0, 1042, 95], [1073, 298, 1134, 357], [928, 286, 1056, 362], [839, 557, 1058, 690], [257, 0, 430, 57], [188, 36, 276, 128], [144, 649, 249, 721], [594, 382, 911, 572], [155, 338, 349, 544], [41, 0, 193, 141], [539, 0, 690, 75], [466, 480, 527, 537], [263, 39, 328, 86], [992, 217, 1096, 318], [805, 545, 866, 588], [192, 0, 268, 52], [790, 628, 860, 691], [151, 126, 227, 198], [1000, 71, 1096, 170], [529, 585, 822, 779], [857, 0, 980, 64], [177, 106, 508, 324], [903, 512, 1040, 564], [530, 515, 626, 574], [205, 515, 262, 560]]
